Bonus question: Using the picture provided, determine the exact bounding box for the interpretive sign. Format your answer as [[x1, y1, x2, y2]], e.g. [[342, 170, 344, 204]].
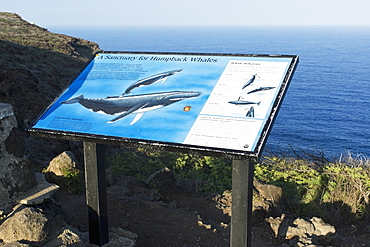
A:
[[29, 52, 298, 159], [28, 51, 298, 246]]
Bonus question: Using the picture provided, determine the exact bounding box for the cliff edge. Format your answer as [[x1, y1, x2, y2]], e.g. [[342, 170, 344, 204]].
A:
[[0, 12, 101, 127]]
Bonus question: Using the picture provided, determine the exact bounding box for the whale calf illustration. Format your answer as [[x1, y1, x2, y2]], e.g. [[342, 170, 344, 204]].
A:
[[123, 69, 183, 95], [228, 96, 260, 106], [228, 100, 260, 106], [61, 91, 201, 125], [247, 86, 275, 94]]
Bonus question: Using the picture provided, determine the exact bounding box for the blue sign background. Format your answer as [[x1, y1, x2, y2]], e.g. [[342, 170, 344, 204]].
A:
[[31, 52, 296, 154]]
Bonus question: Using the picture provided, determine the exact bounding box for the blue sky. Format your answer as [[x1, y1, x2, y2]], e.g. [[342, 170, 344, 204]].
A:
[[2, 0, 369, 27]]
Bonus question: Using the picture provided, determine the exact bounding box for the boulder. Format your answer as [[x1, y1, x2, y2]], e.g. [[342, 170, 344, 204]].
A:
[[0, 198, 89, 246], [0, 206, 64, 244], [0, 103, 36, 214], [45, 151, 79, 177], [44, 151, 82, 186], [266, 214, 336, 246], [5, 127, 26, 157], [18, 173, 59, 206], [253, 179, 283, 205], [44, 227, 84, 247]]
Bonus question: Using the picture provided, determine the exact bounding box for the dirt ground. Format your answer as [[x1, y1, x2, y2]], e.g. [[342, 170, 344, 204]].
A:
[[54, 173, 370, 247], [55, 174, 283, 247]]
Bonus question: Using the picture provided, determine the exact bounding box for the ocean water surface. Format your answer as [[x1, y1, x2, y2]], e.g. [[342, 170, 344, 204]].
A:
[[49, 26, 370, 158]]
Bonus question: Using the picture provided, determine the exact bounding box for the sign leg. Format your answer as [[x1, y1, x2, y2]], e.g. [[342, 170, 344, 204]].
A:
[[83, 142, 109, 246], [231, 159, 254, 247]]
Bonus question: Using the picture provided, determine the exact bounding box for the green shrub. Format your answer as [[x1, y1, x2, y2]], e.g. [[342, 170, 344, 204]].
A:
[[255, 154, 370, 224], [61, 167, 85, 194], [107, 148, 231, 194], [173, 154, 232, 193]]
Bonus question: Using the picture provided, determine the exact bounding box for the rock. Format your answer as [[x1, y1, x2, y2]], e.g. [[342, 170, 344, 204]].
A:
[[46, 151, 79, 177], [101, 231, 136, 247], [0, 198, 80, 246], [145, 167, 175, 185], [0, 103, 36, 212], [266, 215, 336, 246], [310, 217, 336, 246], [110, 227, 137, 240], [5, 127, 25, 157], [44, 227, 84, 247], [253, 179, 283, 205], [2, 242, 32, 247], [213, 190, 232, 216], [145, 167, 180, 194], [0, 206, 57, 243], [266, 214, 287, 237], [19, 173, 59, 205], [311, 216, 335, 236], [44, 151, 82, 187], [0, 103, 14, 120]]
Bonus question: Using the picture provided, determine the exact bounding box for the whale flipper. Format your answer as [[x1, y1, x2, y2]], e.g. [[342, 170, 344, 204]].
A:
[[159, 77, 168, 83], [130, 112, 144, 125], [108, 102, 148, 123]]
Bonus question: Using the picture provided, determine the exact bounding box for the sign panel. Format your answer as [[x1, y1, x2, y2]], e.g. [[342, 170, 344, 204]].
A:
[[28, 52, 298, 158]]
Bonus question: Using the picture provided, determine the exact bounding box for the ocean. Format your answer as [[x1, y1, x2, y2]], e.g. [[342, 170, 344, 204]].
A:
[[49, 26, 370, 159]]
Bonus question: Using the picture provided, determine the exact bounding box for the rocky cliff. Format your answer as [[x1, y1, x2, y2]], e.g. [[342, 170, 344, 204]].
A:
[[0, 12, 102, 167], [0, 13, 103, 245], [0, 12, 101, 127]]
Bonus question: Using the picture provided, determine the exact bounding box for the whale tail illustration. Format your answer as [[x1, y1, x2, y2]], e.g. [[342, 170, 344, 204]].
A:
[[61, 94, 84, 104]]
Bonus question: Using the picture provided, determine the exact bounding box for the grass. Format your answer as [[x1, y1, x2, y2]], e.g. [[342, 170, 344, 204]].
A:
[[255, 151, 370, 225]]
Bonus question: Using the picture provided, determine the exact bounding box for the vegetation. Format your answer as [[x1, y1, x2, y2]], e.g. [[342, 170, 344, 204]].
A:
[[255, 152, 370, 225], [107, 148, 232, 193], [108, 148, 370, 225], [60, 167, 85, 194]]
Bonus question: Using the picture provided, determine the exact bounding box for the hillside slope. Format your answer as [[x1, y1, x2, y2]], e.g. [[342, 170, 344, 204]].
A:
[[0, 12, 101, 126]]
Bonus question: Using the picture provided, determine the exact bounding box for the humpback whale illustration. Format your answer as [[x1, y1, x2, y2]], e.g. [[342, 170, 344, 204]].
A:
[[242, 74, 258, 90], [122, 69, 183, 95], [61, 91, 201, 125], [228, 97, 260, 106], [247, 86, 275, 94]]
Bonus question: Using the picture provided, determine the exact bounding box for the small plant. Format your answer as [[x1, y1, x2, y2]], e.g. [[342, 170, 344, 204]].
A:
[[61, 167, 84, 194]]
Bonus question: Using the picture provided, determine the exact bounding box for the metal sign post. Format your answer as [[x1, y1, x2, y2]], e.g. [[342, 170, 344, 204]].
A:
[[83, 142, 109, 246], [231, 159, 255, 247]]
